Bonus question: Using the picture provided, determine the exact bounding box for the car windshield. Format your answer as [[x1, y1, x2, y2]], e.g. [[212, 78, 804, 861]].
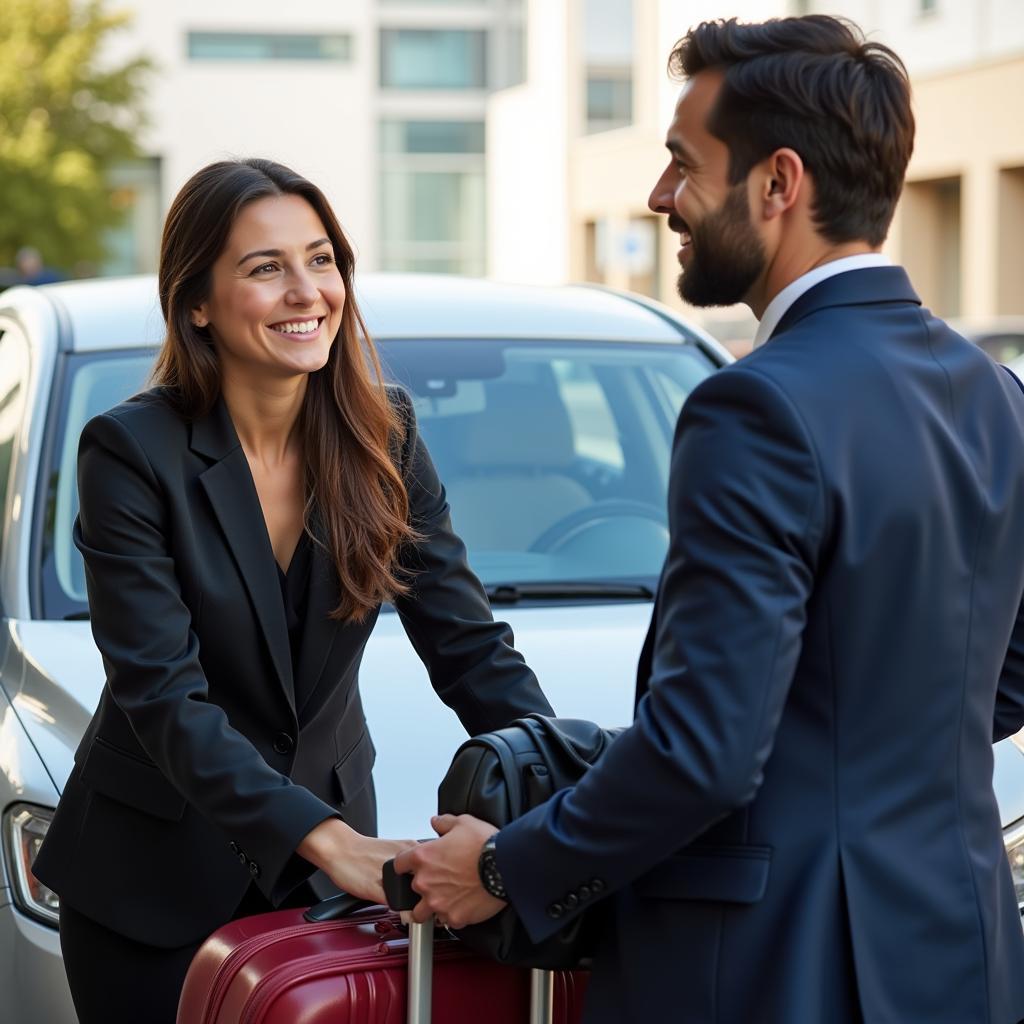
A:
[[39, 338, 716, 618]]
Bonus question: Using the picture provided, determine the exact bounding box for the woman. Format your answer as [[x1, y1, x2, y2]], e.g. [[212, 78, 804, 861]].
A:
[[33, 158, 552, 1022]]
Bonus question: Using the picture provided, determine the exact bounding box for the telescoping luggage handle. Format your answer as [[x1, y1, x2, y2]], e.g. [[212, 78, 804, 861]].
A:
[[383, 859, 554, 1024]]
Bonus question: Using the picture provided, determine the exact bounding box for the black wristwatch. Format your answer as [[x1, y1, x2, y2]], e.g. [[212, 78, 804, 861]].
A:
[[478, 836, 508, 900]]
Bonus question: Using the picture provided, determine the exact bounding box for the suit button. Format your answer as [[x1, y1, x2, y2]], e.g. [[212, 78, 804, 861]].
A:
[[578, 885, 592, 901], [237, 851, 247, 865], [229, 841, 240, 855], [546, 902, 564, 919], [249, 861, 261, 879], [590, 878, 606, 894], [564, 893, 579, 909], [273, 732, 294, 755]]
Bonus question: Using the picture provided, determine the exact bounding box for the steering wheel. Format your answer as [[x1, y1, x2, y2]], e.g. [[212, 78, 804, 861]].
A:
[[529, 499, 667, 554]]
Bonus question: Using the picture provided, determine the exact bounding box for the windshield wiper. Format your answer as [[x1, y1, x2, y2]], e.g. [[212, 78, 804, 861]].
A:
[[485, 581, 654, 604]]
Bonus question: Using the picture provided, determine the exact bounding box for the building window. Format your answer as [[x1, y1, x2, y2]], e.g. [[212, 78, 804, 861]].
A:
[[900, 176, 961, 318], [379, 121, 486, 275], [380, 29, 487, 89], [187, 32, 352, 62], [101, 158, 162, 277], [584, 220, 605, 284], [583, 0, 633, 134], [586, 73, 633, 134], [626, 215, 659, 299], [381, 120, 485, 154]]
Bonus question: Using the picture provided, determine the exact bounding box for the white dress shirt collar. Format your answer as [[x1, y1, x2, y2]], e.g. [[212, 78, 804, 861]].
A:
[[752, 253, 892, 349]]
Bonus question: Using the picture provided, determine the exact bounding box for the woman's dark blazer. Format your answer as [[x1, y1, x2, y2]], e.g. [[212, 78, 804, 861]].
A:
[[33, 384, 552, 948]]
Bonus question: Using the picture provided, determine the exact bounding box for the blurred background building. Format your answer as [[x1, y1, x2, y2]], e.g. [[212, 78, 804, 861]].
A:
[[488, 0, 1024, 350], [66, 0, 1024, 350], [98, 0, 525, 277]]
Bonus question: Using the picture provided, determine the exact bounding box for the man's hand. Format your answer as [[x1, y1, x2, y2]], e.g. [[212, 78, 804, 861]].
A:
[[392, 814, 507, 928]]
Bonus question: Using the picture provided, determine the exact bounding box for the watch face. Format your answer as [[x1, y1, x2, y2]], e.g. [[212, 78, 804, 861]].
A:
[[479, 842, 507, 900]]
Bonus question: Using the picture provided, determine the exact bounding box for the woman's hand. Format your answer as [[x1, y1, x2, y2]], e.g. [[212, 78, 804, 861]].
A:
[[298, 818, 417, 906]]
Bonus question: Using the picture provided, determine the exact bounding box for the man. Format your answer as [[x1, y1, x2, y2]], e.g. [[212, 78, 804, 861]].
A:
[[396, 16, 1024, 1022], [15, 246, 63, 285]]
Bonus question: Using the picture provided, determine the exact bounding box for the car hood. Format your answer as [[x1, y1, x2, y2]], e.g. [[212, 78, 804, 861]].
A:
[[6, 622, 104, 794], [8, 607, 647, 836], [10, 614, 1024, 838]]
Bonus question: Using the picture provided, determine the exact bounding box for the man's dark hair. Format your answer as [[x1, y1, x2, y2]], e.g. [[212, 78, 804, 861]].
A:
[[670, 16, 914, 246]]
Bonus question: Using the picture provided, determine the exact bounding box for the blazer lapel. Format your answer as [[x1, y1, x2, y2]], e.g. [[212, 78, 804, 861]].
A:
[[191, 398, 296, 714], [294, 526, 342, 721]]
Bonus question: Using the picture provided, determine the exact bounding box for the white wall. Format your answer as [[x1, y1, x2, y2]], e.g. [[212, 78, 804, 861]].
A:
[[805, 0, 1024, 76], [486, 0, 572, 283], [104, 0, 378, 264]]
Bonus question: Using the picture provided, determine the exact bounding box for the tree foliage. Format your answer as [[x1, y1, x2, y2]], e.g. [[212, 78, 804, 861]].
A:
[[0, 0, 151, 271]]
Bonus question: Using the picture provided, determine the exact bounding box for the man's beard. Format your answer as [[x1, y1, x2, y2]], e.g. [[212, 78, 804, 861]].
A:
[[675, 184, 766, 308]]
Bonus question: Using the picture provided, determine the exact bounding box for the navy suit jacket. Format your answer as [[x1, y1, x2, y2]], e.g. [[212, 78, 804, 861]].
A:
[[497, 268, 1024, 1023]]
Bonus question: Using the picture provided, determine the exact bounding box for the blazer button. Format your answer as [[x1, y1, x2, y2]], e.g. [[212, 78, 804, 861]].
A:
[[237, 851, 248, 865], [273, 732, 294, 755], [578, 884, 592, 901], [590, 878, 606, 894], [564, 893, 579, 909], [546, 902, 564, 919], [249, 861, 261, 879], [229, 841, 240, 855]]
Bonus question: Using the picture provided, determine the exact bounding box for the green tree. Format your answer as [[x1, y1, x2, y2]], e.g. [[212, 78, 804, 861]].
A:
[[0, 0, 151, 272]]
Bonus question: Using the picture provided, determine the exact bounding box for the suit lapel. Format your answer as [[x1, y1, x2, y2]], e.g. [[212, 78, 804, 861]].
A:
[[634, 560, 667, 712], [294, 525, 342, 720], [192, 398, 296, 715]]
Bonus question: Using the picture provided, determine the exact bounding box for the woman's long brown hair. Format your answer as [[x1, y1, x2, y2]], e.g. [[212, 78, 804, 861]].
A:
[[153, 158, 415, 621]]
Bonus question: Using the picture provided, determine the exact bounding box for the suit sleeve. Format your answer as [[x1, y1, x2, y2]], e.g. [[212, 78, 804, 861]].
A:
[[389, 388, 554, 734], [995, 593, 1024, 742], [494, 366, 824, 943], [75, 412, 337, 904], [995, 365, 1024, 743]]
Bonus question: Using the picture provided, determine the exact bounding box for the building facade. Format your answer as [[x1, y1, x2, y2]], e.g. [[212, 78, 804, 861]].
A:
[[485, 0, 1024, 351], [102, 0, 1024, 346], [101, 0, 523, 277]]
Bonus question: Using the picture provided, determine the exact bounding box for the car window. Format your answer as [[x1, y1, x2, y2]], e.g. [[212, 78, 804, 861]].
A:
[[0, 328, 30, 564], [978, 335, 1024, 364], [38, 340, 717, 618], [552, 360, 624, 469], [378, 339, 716, 590], [39, 353, 154, 619]]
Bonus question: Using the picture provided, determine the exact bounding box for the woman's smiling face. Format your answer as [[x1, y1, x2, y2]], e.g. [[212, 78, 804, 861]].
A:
[[193, 193, 346, 383]]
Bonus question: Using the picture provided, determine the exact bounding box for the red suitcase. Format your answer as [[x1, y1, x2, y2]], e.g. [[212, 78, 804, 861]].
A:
[[177, 895, 588, 1023]]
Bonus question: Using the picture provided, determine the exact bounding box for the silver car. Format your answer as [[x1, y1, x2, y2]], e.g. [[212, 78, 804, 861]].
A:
[[1, 275, 1023, 1023]]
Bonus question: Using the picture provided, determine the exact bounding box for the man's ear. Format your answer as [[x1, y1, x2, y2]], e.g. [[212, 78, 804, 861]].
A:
[[759, 148, 804, 221]]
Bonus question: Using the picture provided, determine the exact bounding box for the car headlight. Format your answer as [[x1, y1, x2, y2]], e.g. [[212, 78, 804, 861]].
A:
[[3, 804, 60, 927], [1007, 818, 1024, 914]]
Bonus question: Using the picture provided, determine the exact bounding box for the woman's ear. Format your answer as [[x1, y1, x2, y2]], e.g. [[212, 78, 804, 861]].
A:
[[191, 305, 209, 329]]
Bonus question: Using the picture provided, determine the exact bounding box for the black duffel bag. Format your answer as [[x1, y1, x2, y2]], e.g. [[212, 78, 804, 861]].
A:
[[437, 713, 623, 969]]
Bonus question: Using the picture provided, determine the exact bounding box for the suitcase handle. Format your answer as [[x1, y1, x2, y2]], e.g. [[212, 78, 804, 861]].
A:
[[303, 893, 377, 923], [383, 858, 553, 1024], [382, 858, 419, 912]]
